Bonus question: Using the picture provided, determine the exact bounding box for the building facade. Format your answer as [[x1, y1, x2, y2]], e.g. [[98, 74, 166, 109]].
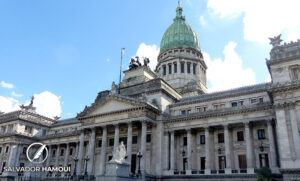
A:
[[1, 2, 300, 181]]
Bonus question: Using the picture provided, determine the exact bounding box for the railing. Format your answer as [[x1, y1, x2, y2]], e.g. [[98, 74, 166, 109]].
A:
[[171, 169, 250, 175]]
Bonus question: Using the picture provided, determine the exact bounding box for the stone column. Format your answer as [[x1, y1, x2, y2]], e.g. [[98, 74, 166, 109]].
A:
[[164, 133, 169, 170], [46, 145, 52, 167], [87, 128, 96, 175], [289, 108, 300, 159], [127, 122, 133, 168], [275, 109, 292, 168], [55, 144, 61, 167], [245, 122, 254, 173], [99, 126, 107, 175], [224, 124, 232, 174], [186, 128, 192, 172], [140, 121, 147, 173], [267, 120, 278, 170], [113, 124, 120, 152], [77, 131, 85, 175], [0, 144, 5, 174], [205, 127, 211, 174], [170, 131, 175, 171], [7, 144, 18, 167], [64, 144, 70, 167]]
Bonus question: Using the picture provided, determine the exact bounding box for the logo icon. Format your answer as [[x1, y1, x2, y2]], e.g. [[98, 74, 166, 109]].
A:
[[26, 142, 48, 164]]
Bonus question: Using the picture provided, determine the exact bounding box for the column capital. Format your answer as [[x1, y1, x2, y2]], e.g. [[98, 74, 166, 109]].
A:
[[223, 123, 229, 129], [267, 119, 274, 126], [185, 128, 191, 132], [113, 123, 120, 127], [128, 121, 133, 126], [244, 121, 251, 127]]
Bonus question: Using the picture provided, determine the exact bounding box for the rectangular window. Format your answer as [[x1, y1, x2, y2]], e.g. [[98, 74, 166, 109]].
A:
[[196, 107, 201, 112], [132, 136, 138, 144], [193, 64, 196, 74], [119, 137, 127, 145], [52, 150, 56, 157], [259, 98, 264, 103], [163, 65, 166, 75], [146, 134, 151, 143], [239, 101, 244, 106], [181, 110, 186, 115], [203, 107, 207, 111], [200, 157, 205, 170], [108, 156, 113, 161], [251, 98, 257, 104], [181, 62, 185, 73], [231, 102, 238, 107], [109, 138, 114, 146], [200, 135, 205, 144], [183, 137, 187, 146], [238, 155, 247, 169], [60, 149, 64, 156], [0, 147, 2, 153], [6, 146, 9, 153], [187, 109, 191, 114], [257, 129, 265, 139], [174, 63, 177, 73], [69, 148, 73, 155], [187, 63, 191, 73], [237, 131, 244, 141], [218, 133, 224, 143], [98, 140, 102, 147], [169, 64, 172, 74], [220, 104, 225, 108], [259, 154, 269, 168]]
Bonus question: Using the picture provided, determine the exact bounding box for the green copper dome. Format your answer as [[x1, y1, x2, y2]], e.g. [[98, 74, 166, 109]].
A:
[[160, 3, 200, 53]]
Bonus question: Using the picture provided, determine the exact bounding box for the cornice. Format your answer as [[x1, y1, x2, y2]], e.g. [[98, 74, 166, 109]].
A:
[[165, 102, 273, 123], [41, 130, 81, 140], [171, 83, 270, 107]]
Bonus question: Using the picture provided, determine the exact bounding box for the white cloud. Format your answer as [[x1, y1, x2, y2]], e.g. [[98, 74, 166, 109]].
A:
[[33, 91, 62, 118], [0, 96, 20, 112], [0, 81, 14, 89], [0, 91, 62, 119], [205, 41, 256, 92], [136, 43, 160, 70], [11, 91, 23, 98], [207, 0, 300, 43]]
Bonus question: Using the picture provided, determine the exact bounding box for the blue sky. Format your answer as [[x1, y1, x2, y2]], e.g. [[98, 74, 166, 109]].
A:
[[0, 0, 299, 119]]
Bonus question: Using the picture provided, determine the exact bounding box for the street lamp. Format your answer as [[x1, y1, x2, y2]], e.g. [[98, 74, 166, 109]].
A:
[[137, 151, 143, 177], [84, 156, 90, 176], [218, 146, 224, 154], [259, 142, 268, 152], [73, 157, 78, 177]]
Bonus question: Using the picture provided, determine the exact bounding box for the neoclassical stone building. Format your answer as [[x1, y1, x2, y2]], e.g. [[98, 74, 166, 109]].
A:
[[0, 2, 300, 181]]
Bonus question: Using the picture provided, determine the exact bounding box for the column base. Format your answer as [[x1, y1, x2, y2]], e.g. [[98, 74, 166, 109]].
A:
[[205, 169, 211, 175], [271, 167, 280, 174], [247, 168, 255, 174], [186, 170, 192, 175], [225, 168, 232, 174]]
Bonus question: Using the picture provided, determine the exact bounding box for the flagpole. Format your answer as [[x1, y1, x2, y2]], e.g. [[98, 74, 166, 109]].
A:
[[119, 48, 125, 94]]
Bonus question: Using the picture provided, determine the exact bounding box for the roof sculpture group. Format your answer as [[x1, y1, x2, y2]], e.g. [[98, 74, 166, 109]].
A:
[[129, 56, 150, 70]]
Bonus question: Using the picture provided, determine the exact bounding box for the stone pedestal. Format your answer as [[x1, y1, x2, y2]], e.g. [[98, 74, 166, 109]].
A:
[[106, 161, 130, 177], [96, 161, 132, 181]]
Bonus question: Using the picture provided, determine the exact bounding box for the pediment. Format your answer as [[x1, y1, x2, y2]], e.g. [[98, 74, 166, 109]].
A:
[[78, 95, 147, 118], [89, 99, 137, 115]]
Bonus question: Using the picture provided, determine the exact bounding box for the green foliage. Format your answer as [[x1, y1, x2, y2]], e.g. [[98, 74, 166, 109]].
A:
[[257, 167, 273, 181]]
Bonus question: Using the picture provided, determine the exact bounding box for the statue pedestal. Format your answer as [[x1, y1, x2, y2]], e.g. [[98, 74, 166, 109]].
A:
[[106, 160, 130, 177]]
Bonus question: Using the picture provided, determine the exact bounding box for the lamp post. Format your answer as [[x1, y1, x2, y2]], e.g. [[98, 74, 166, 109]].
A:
[[259, 142, 268, 152], [73, 157, 78, 177], [84, 156, 90, 176], [137, 151, 142, 177]]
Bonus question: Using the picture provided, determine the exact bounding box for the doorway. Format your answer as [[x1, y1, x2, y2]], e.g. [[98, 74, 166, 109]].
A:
[[131, 154, 136, 174]]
